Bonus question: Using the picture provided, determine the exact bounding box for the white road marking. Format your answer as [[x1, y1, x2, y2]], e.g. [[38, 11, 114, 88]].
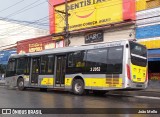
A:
[[134, 96, 160, 100], [107, 94, 160, 100]]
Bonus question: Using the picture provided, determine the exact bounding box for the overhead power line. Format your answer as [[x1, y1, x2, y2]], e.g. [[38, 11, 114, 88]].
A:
[[5, 0, 43, 18], [0, 0, 25, 13], [0, 15, 50, 37]]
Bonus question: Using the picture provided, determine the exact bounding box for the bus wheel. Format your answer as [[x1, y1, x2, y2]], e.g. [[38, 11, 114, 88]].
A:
[[93, 90, 107, 96], [17, 78, 25, 91], [72, 79, 85, 95]]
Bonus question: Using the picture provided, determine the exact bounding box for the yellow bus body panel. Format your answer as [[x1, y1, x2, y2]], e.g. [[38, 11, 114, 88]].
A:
[[131, 64, 147, 83], [41, 78, 54, 85]]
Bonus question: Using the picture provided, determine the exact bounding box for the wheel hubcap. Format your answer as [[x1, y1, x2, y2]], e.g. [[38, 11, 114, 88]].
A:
[[19, 81, 23, 87], [75, 83, 82, 93]]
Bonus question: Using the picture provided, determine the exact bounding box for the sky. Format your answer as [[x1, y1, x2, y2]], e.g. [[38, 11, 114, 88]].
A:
[[0, 0, 49, 30]]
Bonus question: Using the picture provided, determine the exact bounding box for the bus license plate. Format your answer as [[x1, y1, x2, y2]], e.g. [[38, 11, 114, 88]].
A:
[[136, 84, 142, 87]]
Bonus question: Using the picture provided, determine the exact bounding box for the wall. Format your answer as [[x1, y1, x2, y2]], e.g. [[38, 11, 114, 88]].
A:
[[69, 25, 134, 46], [136, 7, 160, 49], [136, 24, 160, 39], [0, 49, 17, 65], [17, 35, 55, 54], [136, 7, 160, 26], [136, 0, 160, 11], [136, 4, 160, 89]]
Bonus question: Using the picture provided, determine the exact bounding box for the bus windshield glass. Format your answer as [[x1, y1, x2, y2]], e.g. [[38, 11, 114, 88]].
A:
[[129, 41, 147, 67]]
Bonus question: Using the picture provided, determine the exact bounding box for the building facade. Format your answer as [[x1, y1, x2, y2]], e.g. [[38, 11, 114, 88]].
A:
[[49, 0, 136, 46], [0, 19, 49, 50], [48, 0, 160, 89], [136, 0, 160, 88], [0, 19, 49, 75], [17, 35, 60, 54]]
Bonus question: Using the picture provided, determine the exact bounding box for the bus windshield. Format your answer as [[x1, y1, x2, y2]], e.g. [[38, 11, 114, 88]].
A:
[[129, 41, 147, 67]]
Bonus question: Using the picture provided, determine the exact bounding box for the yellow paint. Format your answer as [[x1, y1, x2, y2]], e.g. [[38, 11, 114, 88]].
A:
[[23, 75, 29, 79], [23, 75, 29, 81], [138, 40, 160, 49], [136, 0, 160, 11], [55, 0, 123, 33], [85, 78, 123, 88], [41, 78, 54, 85], [29, 43, 43, 53], [131, 64, 147, 83], [85, 78, 104, 87], [136, 0, 146, 11], [65, 78, 72, 86]]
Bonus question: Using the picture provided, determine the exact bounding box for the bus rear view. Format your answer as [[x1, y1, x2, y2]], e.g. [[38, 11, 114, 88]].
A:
[[127, 41, 148, 89]]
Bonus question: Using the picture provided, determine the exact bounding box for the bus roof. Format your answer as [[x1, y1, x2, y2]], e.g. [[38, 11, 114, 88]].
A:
[[10, 40, 131, 58]]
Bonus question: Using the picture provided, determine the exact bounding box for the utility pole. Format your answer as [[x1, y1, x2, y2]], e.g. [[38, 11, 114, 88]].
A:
[[65, 0, 69, 47], [53, 0, 70, 46]]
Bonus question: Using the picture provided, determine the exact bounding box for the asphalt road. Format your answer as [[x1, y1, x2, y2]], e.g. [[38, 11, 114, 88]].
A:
[[0, 86, 160, 117]]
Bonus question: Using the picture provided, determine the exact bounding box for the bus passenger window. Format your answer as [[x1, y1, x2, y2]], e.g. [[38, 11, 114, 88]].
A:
[[68, 51, 85, 68], [40, 55, 54, 74], [6, 59, 16, 77], [76, 61, 85, 67], [107, 46, 123, 74], [86, 48, 108, 73], [66, 51, 86, 74], [41, 56, 48, 74], [16, 58, 29, 75], [47, 55, 54, 73]]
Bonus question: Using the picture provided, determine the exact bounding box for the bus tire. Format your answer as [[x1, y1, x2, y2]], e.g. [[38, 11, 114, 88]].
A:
[[72, 79, 85, 95], [17, 78, 25, 91]]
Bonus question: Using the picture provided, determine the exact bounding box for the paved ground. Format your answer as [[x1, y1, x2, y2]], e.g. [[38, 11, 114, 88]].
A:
[[0, 86, 160, 117]]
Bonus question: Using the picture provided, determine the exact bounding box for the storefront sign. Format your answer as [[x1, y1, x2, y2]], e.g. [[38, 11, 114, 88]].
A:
[[52, 36, 64, 40], [29, 43, 43, 52], [17, 36, 55, 54], [53, 0, 135, 33], [85, 32, 103, 43], [44, 43, 55, 49], [149, 73, 160, 80]]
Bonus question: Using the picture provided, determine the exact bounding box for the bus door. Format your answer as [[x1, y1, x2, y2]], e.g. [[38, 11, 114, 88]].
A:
[[55, 55, 66, 87], [30, 57, 40, 84]]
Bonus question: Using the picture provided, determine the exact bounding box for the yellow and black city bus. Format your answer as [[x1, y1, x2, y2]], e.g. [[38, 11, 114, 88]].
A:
[[5, 40, 148, 95]]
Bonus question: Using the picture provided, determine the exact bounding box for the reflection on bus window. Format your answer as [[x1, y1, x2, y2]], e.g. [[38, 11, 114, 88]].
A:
[[107, 46, 123, 74], [86, 48, 107, 73], [40, 55, 54, 74]]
